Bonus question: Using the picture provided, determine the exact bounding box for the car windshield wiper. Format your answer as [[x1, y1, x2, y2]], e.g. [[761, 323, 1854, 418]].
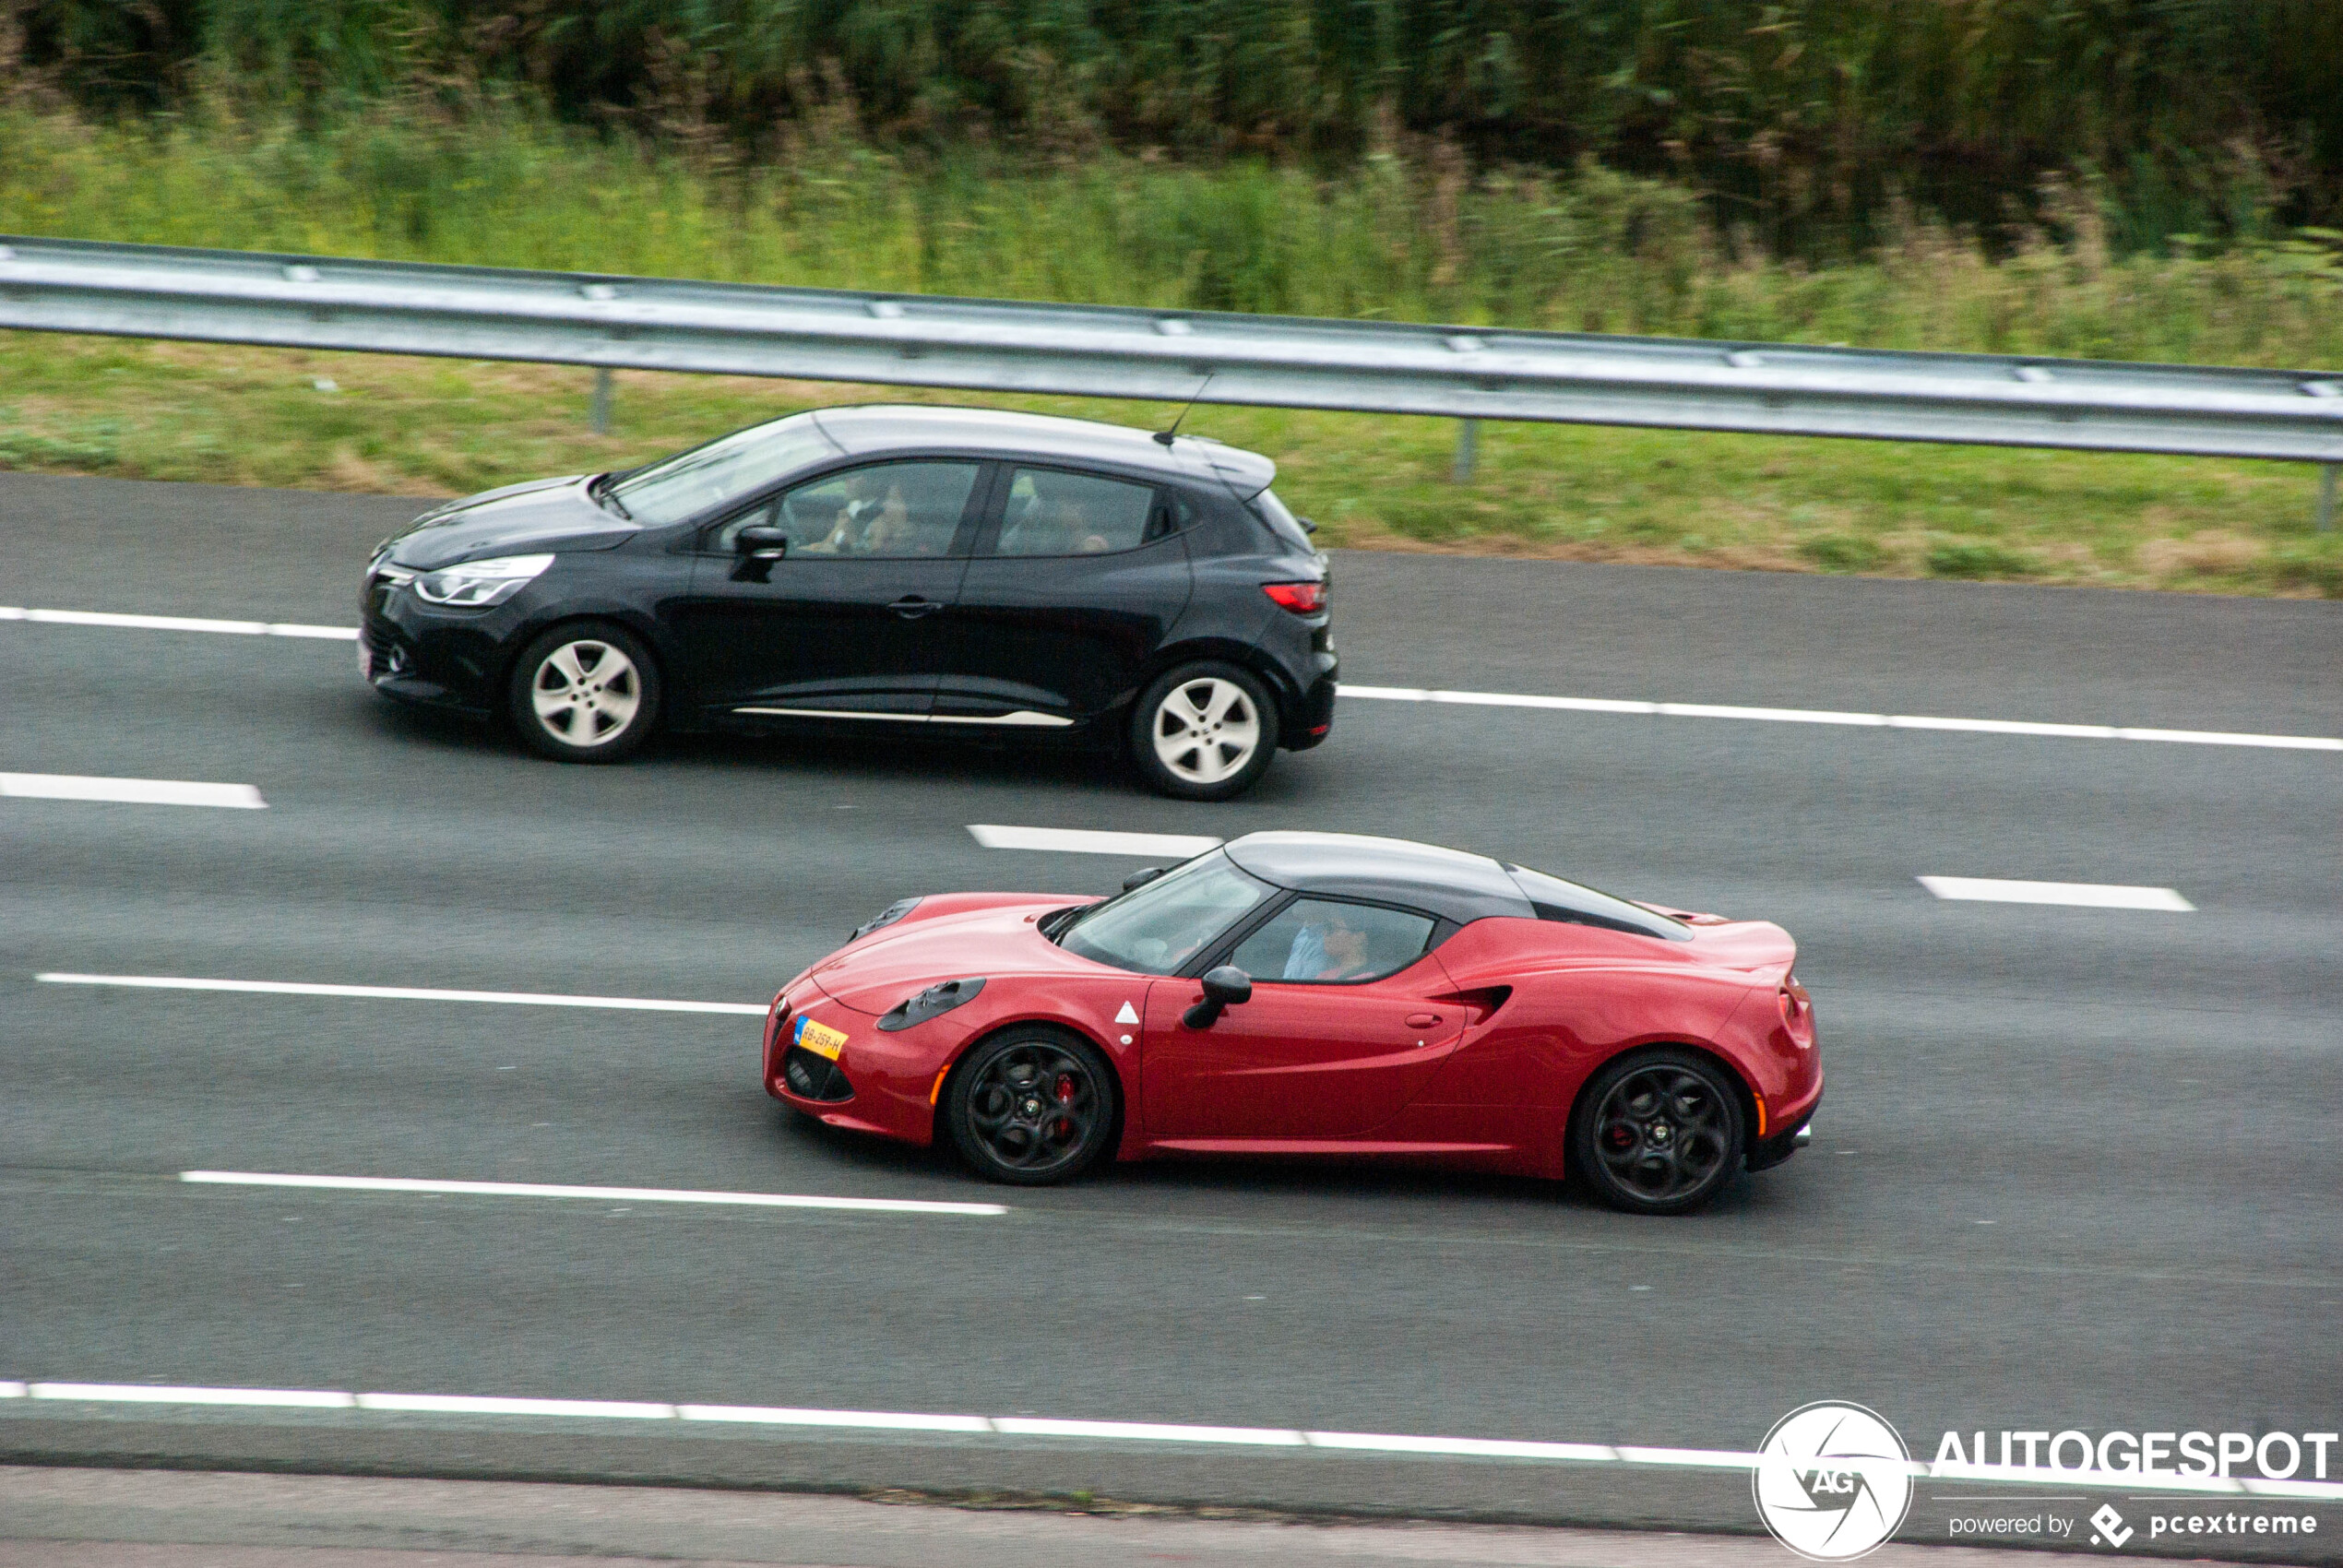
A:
[[1039, 906, 1089, 943], [589, 474, 633, 520]]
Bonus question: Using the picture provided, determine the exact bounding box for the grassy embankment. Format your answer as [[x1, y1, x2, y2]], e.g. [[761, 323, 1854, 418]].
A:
[[3, 107, 2339, 595]]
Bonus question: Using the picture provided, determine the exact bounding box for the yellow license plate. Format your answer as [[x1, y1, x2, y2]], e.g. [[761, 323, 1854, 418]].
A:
[[793, 1017, 849, 1061]]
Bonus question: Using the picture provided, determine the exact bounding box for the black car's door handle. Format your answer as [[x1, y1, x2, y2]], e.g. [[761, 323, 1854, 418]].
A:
[[888, 596, 943, 620]]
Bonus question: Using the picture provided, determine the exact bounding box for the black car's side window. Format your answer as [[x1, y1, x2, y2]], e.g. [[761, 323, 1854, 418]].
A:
[[991, 467, 1166, 557], [710, 461, 981, 558], [1230, 898, 1438, 984]]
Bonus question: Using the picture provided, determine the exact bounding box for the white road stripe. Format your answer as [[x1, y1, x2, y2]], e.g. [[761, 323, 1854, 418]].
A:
[[35, 973, 767, 1015], [1340, 684, 2342, 752], [969, 825, 1221, 857], [1918, 876, 2196, 911], [1, 774, 266, 809], [6, 1381, 2336, 1499], [179, 1170, 1006, 1218], [10, 603, 2331, 749], [0, 605, 357, 639]]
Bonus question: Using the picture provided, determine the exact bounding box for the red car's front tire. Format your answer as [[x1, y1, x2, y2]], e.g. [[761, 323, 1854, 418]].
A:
[[945, 1028, 1120, 1186]]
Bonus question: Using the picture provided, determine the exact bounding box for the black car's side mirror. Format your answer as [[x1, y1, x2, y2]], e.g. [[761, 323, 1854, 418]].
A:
[[1183, 965, 1254, 1029], [732, 524, 789, 581], [1122, 866, 1169, 893]]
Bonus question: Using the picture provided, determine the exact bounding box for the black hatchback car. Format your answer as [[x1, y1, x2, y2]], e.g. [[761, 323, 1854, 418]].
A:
[[360, 406, 1336, 798]]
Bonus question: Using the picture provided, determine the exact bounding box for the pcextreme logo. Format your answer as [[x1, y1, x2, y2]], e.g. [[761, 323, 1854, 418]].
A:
[[1753, 1401, 1916, 1561]]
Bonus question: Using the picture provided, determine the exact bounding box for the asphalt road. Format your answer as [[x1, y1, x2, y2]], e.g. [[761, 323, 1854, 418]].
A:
[[2, 473, 2337, 1553]]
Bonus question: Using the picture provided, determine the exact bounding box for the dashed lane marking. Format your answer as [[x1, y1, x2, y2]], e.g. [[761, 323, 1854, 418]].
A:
[[35, 973, 767, 1014], [1918, 877, 2195, 911], [178, 1170, 1005, 1218], [2, 774, 265, 809]]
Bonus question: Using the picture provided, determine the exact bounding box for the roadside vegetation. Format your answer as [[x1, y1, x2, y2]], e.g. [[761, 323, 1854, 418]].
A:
[[2, 2, 2339, 595]]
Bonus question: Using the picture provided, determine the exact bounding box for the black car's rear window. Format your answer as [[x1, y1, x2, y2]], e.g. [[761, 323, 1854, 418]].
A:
[[1249, 488, 1316, 552]]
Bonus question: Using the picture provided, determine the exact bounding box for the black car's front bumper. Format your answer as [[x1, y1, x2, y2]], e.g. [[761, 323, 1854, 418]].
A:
[[359, 571, 516, 717]]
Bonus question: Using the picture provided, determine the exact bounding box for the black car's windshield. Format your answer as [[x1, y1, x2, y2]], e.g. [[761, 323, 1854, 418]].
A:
[[1058, 851, 1273, 975], [606, 412, 842, 527], [1506, 864, 1692, 942]]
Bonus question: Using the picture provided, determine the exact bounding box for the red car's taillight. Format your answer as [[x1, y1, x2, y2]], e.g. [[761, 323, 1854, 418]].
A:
[[1262, 580, 1326, 615]]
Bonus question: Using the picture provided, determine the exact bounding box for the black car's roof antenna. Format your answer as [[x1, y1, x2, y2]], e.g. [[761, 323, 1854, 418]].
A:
[[1153, 373, 1215, 446]]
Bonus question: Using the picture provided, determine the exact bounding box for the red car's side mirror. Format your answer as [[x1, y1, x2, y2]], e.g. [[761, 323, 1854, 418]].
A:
[[1183, 966, 1254, 1029]]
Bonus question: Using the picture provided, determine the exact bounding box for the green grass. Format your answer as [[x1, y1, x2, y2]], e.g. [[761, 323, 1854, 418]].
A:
[[2, 103, 2340, 596]]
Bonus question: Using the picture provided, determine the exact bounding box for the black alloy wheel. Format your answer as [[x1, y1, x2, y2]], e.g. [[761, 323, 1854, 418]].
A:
[[1128, 660, 1280, 802], [507, 619, 662, 763], [946, 1030, 1119, 1185], [1570, 1050, 1745, 1215]]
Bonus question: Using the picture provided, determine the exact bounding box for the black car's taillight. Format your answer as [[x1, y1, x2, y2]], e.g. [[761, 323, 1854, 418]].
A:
[[1261, 580, 1326, 615]]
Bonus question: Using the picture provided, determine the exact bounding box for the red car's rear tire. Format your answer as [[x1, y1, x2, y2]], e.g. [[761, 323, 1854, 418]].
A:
[[1568, 1048, 1746, 1216], [945, 1028, 1120, 1186]]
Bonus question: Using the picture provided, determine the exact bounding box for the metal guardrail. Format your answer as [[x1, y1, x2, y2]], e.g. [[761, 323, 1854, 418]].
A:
[[1, 234, 2337, 524]]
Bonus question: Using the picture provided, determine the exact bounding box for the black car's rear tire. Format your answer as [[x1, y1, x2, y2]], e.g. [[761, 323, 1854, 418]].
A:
[[945, 1029, 1120, 1186], [507, 621, 661, 763], [1129, 661, 1279, 801], [1568, 1048, 1746, 1216]]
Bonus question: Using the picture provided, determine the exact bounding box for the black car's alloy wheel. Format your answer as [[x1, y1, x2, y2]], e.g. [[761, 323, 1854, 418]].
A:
[[946, 1030, 1119, 1185], [1570, 1049, 1746, 1215], [1129, 661, 1279, 801], [508, 621, 661, 763]]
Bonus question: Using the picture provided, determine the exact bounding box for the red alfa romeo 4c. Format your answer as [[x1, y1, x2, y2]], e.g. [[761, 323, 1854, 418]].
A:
[[765, 831, 1820, 1214]]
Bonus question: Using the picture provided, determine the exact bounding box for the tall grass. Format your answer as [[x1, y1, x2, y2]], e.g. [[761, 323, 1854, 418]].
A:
[[11, 2, 2343, 251], [6, 101, 2342, 368]]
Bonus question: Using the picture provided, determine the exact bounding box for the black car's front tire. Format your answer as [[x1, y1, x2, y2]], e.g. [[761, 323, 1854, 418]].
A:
[[945, 1029, 1120, 1185], [1568, 1048, 1747, 1216], [1129, 661, 1280, 801], [507, 621, 662, 763]]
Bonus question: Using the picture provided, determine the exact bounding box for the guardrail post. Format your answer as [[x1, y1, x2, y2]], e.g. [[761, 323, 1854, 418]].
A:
[[1453, 419, 1478, 483], [2320, 463, 2337, 533], [590, 368, 613, 436]]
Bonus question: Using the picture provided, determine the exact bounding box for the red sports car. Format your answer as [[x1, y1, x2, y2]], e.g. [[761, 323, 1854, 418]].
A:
[[765, 832, 1820, 1214]]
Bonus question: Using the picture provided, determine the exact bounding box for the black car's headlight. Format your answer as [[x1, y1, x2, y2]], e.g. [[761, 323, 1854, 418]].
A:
[[849, 897, 922, 943], [877, 977, 985, 1033], [412, 552, 554, 608]]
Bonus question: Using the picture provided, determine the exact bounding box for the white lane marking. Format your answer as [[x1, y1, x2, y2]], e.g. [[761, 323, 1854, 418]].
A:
[[24, 1384, 354, 1408], [1, 605, 359, 639], [1, 774, 266, 809], [969, 825, 1221, 857], [180, 1170, 1006, 1218], [9, 604, 2330, 750], [35, 973, 767, 1015], [681, 1405, 994, 1432], [1918, 876, 2196, 911], [993, 1417, 1307, 1446], [8, 1382, 2337, 1499], [0, 605, 359, 639], [1339, 684, 2343, 752]]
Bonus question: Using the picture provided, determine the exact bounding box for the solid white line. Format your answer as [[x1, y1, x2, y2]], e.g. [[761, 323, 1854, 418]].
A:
[[969, 825, 1222, 857], [29, 1384, 354, 1408], [1338, 684, 2342, 752], [678, 1405, 995, 1432], [1, 774, 266, 809], [35, 973, 767, 1015], [9, 1381, 2337, 1500], [358, 1394, 675, 1419], [0, 605, 358, 640], [995, 1417, 1307, 1446], [1918, 876, 2196, 911], [179, 1170, 1007, 1218]]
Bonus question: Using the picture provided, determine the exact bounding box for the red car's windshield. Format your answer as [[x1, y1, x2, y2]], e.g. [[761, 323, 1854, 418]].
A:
[[1057, 851, 1272, 975]]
